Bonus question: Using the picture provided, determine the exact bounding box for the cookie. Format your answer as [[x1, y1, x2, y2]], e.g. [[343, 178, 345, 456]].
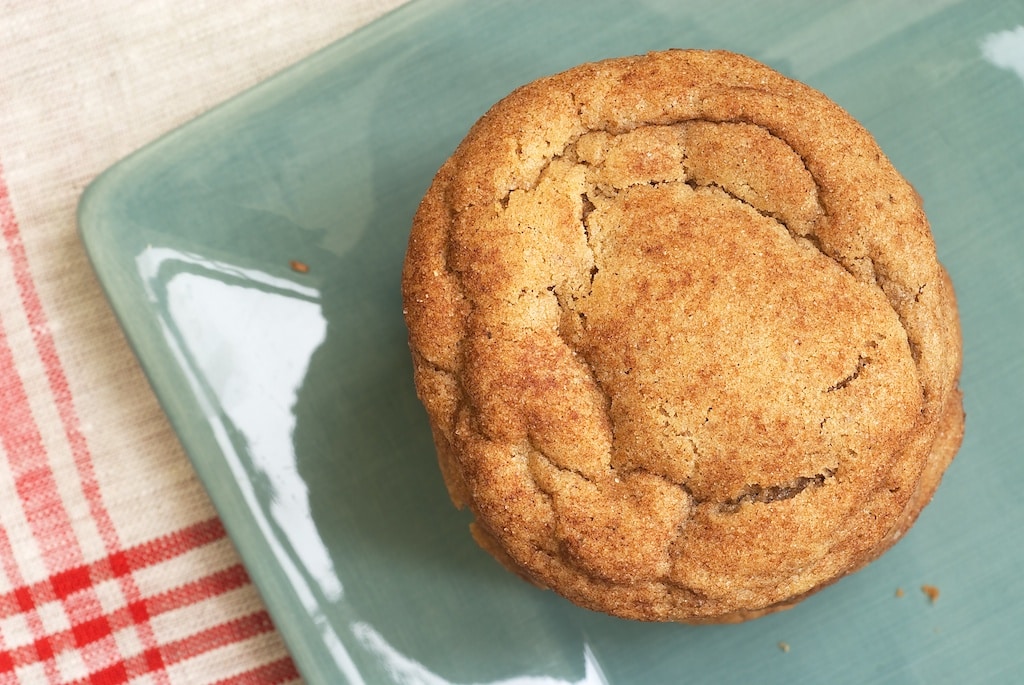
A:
[[402, 50, 963, 622]]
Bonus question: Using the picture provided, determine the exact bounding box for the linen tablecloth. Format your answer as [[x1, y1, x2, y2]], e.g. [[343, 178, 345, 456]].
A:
[[1, 2, 408, 681]]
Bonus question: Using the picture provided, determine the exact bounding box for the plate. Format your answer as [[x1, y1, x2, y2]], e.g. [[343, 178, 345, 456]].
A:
[[78, 0, 1024, 682]]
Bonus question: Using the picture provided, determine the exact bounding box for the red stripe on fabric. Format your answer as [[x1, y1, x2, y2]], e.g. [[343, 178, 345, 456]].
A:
[[88, 661, 129, 685], [2, 563, 251, 672], [212, 657, 301, 685], [0, 518, 229, 620], [120, 518, 228, 570], [0, 328, 72, 573], [65, 611, 285, 685], [161, 611, 280, 666], [1, 161, 173, 682], [142, 564, 251, 617], [0, 525, 62, 680], [0, 315, 104, 680]]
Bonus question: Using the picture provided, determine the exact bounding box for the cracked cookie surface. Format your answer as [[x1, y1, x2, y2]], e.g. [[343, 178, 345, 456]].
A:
[[402, 50, 963, 622]]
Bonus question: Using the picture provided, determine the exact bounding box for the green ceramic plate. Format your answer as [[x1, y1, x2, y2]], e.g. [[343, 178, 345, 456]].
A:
[[79, 0, 1024, 682]]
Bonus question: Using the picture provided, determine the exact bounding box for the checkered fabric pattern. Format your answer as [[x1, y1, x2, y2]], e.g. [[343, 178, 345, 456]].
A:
[[0, 1, 408, 682]]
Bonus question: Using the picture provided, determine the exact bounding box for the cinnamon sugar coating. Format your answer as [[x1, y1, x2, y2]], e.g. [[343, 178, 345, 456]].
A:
[[402, 50, 963, 622]]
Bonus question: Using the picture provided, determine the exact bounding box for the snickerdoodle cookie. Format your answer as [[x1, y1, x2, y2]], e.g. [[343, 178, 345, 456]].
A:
[[402, 50, 963, 622]]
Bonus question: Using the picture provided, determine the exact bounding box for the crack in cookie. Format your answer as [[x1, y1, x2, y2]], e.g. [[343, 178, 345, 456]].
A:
[[718, 468, 838, 513]]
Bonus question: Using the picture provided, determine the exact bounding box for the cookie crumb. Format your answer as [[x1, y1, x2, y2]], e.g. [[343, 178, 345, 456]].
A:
[[895, 587, 904, 598], [290, 260, 310, 274], [921, 584, 940, 603], [778, 641, 790, 653]]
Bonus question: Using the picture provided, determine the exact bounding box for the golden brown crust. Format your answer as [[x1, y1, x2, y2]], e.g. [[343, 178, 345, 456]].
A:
[[402, 50, 963, 622]]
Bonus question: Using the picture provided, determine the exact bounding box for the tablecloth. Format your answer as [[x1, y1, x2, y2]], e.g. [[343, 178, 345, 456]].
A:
[[0, 1, 408, 682]]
